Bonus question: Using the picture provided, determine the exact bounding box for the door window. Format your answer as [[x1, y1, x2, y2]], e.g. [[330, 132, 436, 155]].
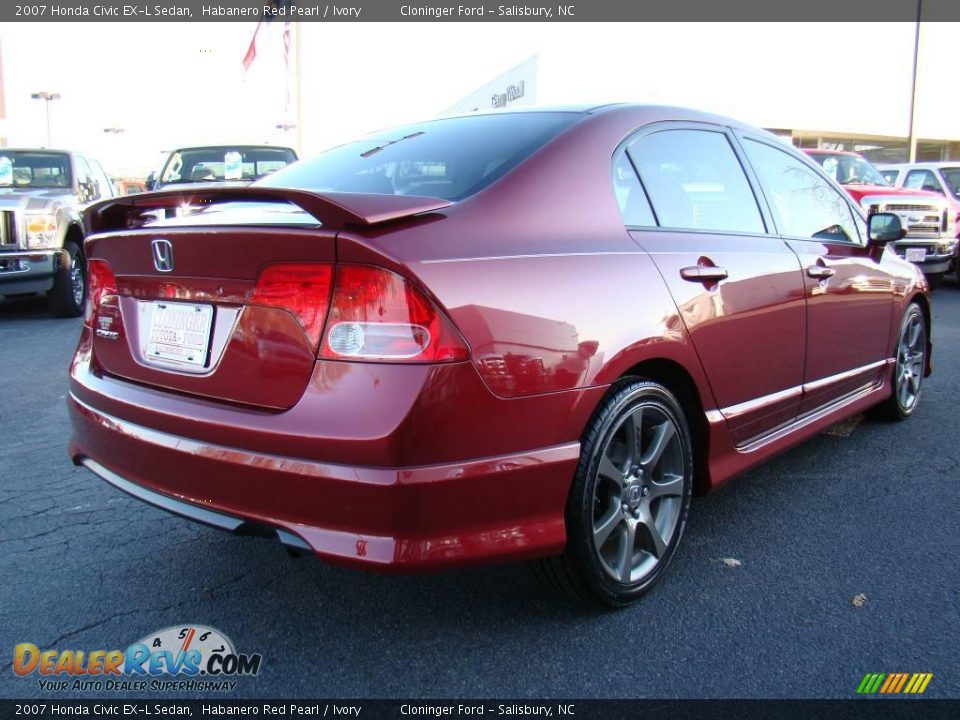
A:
[[74, 156, 100, 202], [627, 129, 764, 234], [89, 159, 116, 198], [880, 169, 901, 186], [904, 169, 943, 194], [743, 139, 860, 243]]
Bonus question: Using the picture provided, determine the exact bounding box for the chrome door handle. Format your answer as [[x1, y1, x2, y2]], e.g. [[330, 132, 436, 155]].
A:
[[680, 266, 728, 282], [806, 265, 836, 279]]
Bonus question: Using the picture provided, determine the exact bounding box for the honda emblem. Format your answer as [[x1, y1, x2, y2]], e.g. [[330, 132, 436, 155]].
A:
[[151, 239, 174, 273]]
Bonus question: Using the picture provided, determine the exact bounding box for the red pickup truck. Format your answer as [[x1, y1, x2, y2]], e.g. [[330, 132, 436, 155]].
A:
[[806, 149, 957, 286]]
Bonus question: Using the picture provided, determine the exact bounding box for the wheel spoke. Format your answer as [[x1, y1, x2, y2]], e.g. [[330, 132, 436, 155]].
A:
[[615, 522, 637, 582], [598, 451, 625, 487], [637, 513, 667, 558], [649, 472, 684, 499], [898, 378, 910, 407], [640, 420, 676, 474], [622, 407, 644, 465], [593, 506, 623, 549], [907, 319, 921, 350], [907, 374, 919, 395]]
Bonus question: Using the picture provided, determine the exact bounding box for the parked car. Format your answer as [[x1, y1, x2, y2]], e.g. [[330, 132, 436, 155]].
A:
[[806, 149, 957, 286], [877, 161, 960, 282], [147, 145, 298, 190], [0, 149, 116, 316], [70, 106, 930, 607]]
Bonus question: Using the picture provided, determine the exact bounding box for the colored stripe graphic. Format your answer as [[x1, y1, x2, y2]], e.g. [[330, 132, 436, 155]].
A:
[[857, 673, 932, 694]]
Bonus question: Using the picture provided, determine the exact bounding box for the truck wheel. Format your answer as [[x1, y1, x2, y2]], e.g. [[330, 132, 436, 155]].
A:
[[48, 241, 86, 318]]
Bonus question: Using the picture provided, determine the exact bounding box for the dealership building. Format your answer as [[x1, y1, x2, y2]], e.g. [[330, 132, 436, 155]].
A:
[[298, 22, 960, 164]]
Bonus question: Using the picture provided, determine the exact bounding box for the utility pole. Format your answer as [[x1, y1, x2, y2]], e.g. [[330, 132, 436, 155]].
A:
[[907, 0, 922, 163], [30, 91, 61, 147]]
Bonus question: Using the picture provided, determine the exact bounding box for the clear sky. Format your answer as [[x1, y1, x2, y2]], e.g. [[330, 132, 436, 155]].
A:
[[2, 22, 958, 176]]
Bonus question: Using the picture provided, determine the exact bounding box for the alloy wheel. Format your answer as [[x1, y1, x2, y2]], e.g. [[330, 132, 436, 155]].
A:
[[895, 310, 925, 412], [591, 403, 686, 584]]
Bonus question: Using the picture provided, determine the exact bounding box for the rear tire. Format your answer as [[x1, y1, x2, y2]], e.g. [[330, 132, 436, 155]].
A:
[[48, 241, 86, 318], [534, 379, 693, 607], [925, 273, 943, 290], [869, 302, 926, 422]]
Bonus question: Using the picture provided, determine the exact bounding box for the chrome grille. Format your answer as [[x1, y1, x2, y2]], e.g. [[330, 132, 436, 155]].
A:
[[0, 210, 16, 247], [884, 203, 938, 213]]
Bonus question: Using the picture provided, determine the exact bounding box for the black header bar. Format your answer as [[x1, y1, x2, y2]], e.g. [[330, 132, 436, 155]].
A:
[[4, 0, 960, 22]]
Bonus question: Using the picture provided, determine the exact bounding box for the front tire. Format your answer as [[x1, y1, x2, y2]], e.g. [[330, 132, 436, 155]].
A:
[[48, 241, 86, 318], [534, 379, 694, 607], [870, 302, 927, 421]]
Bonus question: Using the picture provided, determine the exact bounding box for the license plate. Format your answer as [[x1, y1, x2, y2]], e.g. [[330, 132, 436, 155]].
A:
[[144, 301, 214, 367], [905, 248, 927, 262]]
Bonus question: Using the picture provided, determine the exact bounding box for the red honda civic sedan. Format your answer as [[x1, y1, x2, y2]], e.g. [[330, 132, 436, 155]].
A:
[[69, 105, 930, 606]]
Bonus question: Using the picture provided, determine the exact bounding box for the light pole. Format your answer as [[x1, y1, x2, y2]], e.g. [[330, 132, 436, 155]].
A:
[[907, 0, 922, 162], [30, 91, 61, 147]]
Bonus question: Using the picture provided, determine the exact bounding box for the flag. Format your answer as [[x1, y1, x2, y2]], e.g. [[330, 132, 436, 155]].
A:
[[242, 0, 293, 71]]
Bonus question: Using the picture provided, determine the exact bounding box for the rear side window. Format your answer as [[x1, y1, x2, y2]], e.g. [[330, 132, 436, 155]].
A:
[[258, 112, 580, 202], [612, 148, 655, 226], [743, 139, 859, 243], [627, 129, 764, 234]]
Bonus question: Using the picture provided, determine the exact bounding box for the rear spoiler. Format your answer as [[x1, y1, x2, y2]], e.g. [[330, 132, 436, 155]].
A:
[[84, 187, 453, 235]]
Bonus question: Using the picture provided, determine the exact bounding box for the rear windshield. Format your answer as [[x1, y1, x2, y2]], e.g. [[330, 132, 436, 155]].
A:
[[256, 112, 581, 201], [159, 147, 297, 186]]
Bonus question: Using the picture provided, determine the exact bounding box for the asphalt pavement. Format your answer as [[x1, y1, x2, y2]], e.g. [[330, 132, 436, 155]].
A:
[[1, 284, 958, 699]]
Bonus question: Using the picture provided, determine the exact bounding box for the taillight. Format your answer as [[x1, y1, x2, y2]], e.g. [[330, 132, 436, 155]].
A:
[[321, 264, 469, 363], [85, 259, 117, 327], [248, 264, 333, 350]]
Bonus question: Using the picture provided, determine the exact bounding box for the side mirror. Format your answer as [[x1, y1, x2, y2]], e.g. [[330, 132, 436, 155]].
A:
[[868, 212, 906, 245], [144, 172, 156, 191]]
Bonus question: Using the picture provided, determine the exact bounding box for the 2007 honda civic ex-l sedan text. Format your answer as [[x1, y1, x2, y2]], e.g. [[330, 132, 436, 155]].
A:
[[68, 105, 931, 606]]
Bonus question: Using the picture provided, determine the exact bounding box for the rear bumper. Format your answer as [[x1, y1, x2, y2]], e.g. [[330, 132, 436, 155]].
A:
[[67, 343, 594, 571]]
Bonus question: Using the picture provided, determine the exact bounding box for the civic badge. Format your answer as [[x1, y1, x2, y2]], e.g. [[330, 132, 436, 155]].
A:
[[151, 239, 174, 273]]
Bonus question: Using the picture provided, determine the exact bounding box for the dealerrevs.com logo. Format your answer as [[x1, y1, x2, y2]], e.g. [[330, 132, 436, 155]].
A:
[[13, 625, 262, 693]]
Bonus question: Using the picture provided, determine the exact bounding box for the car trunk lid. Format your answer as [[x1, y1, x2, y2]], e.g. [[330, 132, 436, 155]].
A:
[[83, 189, 453, 411]]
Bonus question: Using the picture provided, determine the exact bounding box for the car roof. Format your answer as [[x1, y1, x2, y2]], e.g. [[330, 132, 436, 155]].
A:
[[804, 149, 860, 157], [171, 145, 296, 152], [875, 161, 960, 170], [437, 103, 785, 138], [1, 148, 74, 154]]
